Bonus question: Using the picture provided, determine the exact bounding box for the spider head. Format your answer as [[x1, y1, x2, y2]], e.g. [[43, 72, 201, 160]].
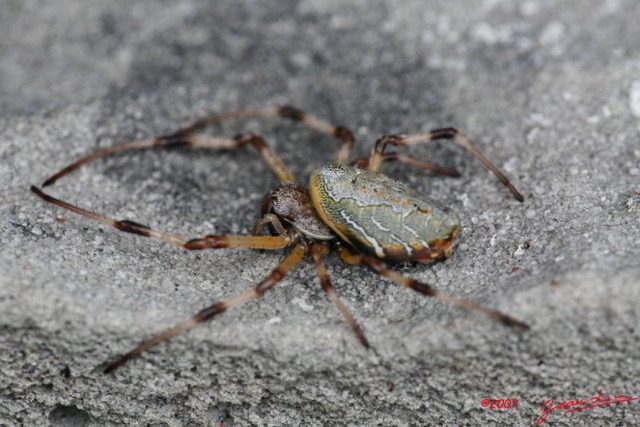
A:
[[271, 183, 336, 241]]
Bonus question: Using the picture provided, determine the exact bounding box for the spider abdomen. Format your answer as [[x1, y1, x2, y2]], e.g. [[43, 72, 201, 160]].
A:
[[310, 162, 460, 262]]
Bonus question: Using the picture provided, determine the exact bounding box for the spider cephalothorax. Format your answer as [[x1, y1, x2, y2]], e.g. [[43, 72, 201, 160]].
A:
[[267, 182, 336, 241]]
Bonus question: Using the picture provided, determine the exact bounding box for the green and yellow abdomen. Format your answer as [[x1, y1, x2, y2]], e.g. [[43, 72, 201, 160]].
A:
[[310, 162, 460, 263]]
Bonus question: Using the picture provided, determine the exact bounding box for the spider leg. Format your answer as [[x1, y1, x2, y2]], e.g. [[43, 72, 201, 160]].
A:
[[42, 104, 354, 185], [367, 128, 523, 202], [104, 242, 308, 373], [349, 152, 460, 177], [171, 106, 355, 165], [252, 213, 287, 236], [336, 246, 529, 330], [276, 106, 355, 164], [42, 132, 296, 185], [31, 186, 297, 250], [310, 243, 369, 348]]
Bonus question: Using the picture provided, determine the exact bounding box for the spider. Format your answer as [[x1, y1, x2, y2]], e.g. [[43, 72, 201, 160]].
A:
[[31, 105, 528, 373]]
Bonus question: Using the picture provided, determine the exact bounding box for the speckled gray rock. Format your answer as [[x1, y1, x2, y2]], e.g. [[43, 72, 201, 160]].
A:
[[2, 1, 639, 426]]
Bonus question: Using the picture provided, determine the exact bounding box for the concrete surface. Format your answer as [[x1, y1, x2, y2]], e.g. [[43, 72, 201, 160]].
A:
[[2, 0, 639, 426]]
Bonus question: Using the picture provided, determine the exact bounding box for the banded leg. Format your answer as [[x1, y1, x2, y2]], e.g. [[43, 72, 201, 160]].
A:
[[368, 129, 523, 202], [104, 242, 308, 373], [310, 243, 369, 348], [170, 106, 356, 165], [42, 132, 295, 185], [336, 246, 529, 330], [350, 152, 460, 177], [31, 186, 297, 250]]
